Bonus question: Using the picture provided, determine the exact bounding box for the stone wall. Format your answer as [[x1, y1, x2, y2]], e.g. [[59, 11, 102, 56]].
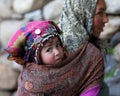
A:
[[0, 0, 120, 96]]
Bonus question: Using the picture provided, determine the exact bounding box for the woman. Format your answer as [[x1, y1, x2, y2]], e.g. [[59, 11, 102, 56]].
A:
[[59, 0, 109, 95]]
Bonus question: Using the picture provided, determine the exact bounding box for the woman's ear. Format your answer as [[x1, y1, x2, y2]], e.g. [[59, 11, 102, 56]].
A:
[[8, 56, 25, 65]]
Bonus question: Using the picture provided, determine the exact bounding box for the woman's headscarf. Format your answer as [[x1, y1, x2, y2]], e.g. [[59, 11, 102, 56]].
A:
[[59, 0, 98, 52]]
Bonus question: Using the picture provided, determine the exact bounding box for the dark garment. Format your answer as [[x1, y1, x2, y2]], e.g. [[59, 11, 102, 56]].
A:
[[98, 81, 109, 96], [17, 42, 104, 96]]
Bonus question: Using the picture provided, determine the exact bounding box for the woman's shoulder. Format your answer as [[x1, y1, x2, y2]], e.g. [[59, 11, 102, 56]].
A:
[[87, 42, 100, 51], [86, 42, 101, 53], [81, 42, 103, 59], [80, 42, 104, 73]]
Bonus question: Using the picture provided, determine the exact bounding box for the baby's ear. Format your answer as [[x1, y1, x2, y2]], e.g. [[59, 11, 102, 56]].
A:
[[8, 56, 25, 65]]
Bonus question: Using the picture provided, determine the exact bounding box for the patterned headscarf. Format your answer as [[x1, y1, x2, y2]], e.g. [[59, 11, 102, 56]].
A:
[[5, 20, 63, 64], [59, 0, 98, 52]]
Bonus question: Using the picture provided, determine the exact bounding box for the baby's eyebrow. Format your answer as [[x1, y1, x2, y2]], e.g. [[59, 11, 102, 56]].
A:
[[43, 43, 52, 48]]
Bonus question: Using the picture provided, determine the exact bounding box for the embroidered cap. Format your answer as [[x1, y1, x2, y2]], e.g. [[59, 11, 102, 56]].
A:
[[5, 20, 63, 64]]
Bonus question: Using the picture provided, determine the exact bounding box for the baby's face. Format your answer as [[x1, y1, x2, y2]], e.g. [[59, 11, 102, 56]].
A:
[[40, 37, 64, 65]]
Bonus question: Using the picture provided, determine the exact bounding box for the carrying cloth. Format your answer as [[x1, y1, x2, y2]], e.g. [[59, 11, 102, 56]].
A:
[[17, 42, 104, 96]]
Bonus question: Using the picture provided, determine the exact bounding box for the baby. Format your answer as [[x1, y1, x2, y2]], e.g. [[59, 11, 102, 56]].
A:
[[5, 20, 69, 95], [5, 20, 66, 65]]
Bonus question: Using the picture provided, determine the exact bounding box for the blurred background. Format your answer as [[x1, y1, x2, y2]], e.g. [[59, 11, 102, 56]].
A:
[[0, 0, 120, 96]]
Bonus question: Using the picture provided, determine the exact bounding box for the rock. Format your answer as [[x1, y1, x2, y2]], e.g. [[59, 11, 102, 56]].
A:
[[0, 20, 28, 49], [0, 0, 13, 19], [13, 0, 51, 14], [0, 91, 11, 96], [24, 9, 42, 21], [110, 32, 120, 47], [0, 54, 19, 90], [99, 16, 120, 40], [43, 0, 62, 22], [0, 63, 19, 90], [113, 44, 120, 63], [106, 0, 120, 14], [105, 76, 120, 96]]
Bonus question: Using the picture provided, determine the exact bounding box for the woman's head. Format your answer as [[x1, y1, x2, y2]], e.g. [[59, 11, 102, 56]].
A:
[[93, 0, 108, 37], [59, 0, 108, 52], [5, 20, 64, 65]]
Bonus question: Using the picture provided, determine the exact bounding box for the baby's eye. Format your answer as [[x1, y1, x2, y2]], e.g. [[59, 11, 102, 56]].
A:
[[46, 47, 52, 52]]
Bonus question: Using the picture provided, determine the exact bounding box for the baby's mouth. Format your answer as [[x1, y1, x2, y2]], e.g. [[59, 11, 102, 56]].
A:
[[55, 58, 62, 63]]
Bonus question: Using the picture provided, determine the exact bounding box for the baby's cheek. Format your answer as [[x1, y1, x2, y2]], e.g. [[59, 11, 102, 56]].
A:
[[44, 57, 54, 65]]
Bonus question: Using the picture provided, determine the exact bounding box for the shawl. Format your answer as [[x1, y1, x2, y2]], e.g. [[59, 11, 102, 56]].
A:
[[59, 0, 107, 52], [17, 42, 104, 96]]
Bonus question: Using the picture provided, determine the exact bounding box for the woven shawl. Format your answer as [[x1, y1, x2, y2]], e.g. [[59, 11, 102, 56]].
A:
[[17, 42, 104, 96]]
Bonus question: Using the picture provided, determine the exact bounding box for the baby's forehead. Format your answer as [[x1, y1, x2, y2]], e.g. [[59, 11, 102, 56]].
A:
[[44, 37, 60, 45]]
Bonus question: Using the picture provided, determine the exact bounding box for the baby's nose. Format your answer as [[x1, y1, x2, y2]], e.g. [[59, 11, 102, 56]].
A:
[[54, 49, 59, 56]]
